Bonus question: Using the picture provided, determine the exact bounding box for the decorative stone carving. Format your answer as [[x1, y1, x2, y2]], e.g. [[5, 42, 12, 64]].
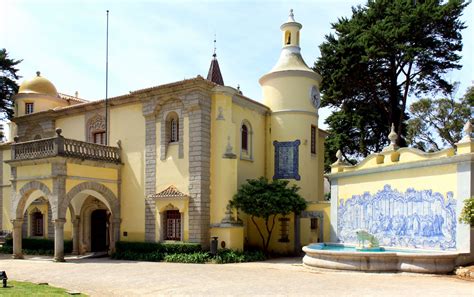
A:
[[220, 203, 242, 226], [221, 204, 234, 224], [216, 106, 225, 120], [86, 114, 106, 143], [223, 136, 236, 159]]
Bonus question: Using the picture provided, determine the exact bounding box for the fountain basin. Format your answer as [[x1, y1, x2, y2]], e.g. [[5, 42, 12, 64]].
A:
[[302, 243, 460, 274]]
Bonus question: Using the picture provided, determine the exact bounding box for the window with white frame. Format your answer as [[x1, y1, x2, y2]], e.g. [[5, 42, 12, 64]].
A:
[[25, 102, 34, 114]]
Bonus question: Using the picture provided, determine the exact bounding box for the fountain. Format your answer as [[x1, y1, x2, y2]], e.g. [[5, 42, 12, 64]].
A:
[[302, 230, 460, 274]]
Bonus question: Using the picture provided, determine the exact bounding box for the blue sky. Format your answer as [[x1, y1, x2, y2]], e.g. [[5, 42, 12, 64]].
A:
[[1, 0, 473, 130]]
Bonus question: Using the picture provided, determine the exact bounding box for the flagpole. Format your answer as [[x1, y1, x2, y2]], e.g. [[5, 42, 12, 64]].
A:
[[105, 10, 109, 145]]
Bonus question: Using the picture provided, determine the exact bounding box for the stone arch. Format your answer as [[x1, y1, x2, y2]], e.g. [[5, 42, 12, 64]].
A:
[[79, 196, 110, 253], [14, 181, 53, 220], [158, 202, 184, 213], [61, 181, 119, 220]]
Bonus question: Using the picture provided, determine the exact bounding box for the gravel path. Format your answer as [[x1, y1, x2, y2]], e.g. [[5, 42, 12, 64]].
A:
[[0, 255, 472, 296]]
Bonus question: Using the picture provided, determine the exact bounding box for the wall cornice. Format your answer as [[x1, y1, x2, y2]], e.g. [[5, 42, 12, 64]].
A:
[[328, 153, 473, 180]]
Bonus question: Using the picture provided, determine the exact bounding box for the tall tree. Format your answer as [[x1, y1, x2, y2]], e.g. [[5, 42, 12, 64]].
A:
[[406, 85, 472, 151], [0, 48, 22, 121], [316, 0, 468, 169]]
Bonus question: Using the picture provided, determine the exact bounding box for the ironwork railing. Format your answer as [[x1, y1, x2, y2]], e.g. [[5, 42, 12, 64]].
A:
[[12, 128, 121, 163]]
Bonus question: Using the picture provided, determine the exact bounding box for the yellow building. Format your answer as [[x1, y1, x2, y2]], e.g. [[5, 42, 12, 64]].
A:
[[0, 10, 330, 261]]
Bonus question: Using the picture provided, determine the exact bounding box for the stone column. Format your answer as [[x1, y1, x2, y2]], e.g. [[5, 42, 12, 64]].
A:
[[11, 219, 24, 259], [159, 212, 165, 242], [180, 212, 184, 241], [110, 218, 121, 252], [53, 218, 66, 262], [72, 216, 80, 255], [186, 93, 212, 249]]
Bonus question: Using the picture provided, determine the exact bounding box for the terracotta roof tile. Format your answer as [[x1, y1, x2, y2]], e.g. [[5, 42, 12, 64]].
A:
[[149, 185, 187, 199]]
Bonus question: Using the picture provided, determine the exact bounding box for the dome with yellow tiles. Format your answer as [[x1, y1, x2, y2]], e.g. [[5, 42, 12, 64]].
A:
[[19, 71, 58, 97]]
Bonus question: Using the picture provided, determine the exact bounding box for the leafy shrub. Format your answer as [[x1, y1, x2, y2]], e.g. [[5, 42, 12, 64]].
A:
[[459, 197, 474, 227], [0, 246, 12, 254], [213, 249, 266, 264], [164, 252, 210, 264]]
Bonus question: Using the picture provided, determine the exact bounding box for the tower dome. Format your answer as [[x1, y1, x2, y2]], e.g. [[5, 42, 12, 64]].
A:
[[19, 71, 58, 97]]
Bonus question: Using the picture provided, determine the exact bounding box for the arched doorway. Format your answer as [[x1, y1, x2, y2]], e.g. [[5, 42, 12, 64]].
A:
[[90, 209, 108, 252]]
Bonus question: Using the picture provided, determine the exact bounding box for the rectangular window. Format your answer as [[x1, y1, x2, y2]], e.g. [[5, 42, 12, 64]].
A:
[[93, 131, 106, 145], [311, 125, 316, 154], [25, 103, 34, 114], [165, 210, 181, 240], [310, 218, 318, 230]]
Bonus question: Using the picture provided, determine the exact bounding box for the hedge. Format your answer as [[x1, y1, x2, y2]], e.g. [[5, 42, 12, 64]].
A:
[[213, 249, 266, 264], [114, 241, 202, 254], [0, 238, 72, 255], [112, 241, 266, 264]]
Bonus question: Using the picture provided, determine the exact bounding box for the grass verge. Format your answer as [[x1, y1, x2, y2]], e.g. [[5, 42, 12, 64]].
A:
[[0, 281, 87, 296]]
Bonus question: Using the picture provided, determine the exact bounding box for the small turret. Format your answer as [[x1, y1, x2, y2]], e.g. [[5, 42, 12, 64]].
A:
[[206, 38, 224, 86], [14, 71, 70, 117]]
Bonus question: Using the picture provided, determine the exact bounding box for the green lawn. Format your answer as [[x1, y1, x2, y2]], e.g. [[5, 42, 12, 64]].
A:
[[0, 281, 87, 296]]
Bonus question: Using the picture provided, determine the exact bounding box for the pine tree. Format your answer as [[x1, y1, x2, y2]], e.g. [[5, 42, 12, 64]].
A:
[[0, 48, 22, 120], [315, 0, 469, 170]]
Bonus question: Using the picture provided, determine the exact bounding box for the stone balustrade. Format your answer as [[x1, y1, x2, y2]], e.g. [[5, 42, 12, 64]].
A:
[[11, 128, 121, 163]]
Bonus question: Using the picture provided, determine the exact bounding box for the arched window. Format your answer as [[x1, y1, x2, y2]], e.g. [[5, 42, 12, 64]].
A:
[[240, 120, 253, 160], [167, 112, 179, 143], [241, 124, 248, 151], [285, 31, 291, 45]]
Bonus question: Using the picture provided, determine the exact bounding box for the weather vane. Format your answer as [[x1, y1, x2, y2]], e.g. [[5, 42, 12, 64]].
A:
[[213, 34, 217, 57]]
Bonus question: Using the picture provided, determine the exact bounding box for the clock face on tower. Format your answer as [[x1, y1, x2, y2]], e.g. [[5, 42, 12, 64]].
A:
[[310, 86, 321, 109]]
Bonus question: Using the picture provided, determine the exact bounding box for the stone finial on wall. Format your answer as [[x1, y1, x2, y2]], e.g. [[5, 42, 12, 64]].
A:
[[459, 120, 473, 143], [331, 149, 351, 173], [382, 123, 399, 152], [332, 150, 346, 165]]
